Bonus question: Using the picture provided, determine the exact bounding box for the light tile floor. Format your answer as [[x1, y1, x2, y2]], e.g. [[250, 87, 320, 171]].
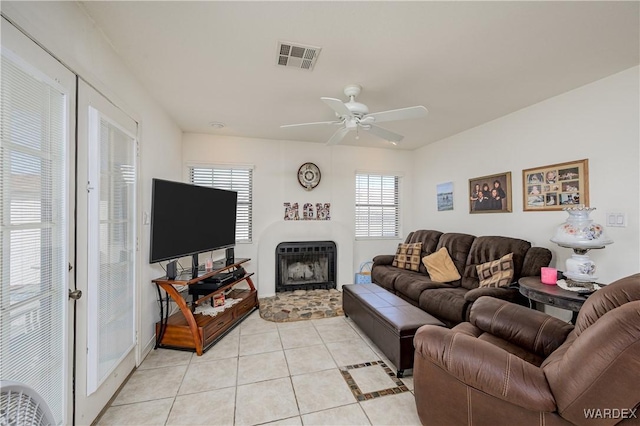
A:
[[97, 311, 421, 426]]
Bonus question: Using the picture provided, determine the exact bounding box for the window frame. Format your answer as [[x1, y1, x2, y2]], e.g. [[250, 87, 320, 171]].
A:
[[355, 172, 402, 240]]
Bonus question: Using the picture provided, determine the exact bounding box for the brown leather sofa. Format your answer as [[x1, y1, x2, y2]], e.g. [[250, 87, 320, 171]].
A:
[[413, 273, 640, 425], [371, 230, 552, 326]]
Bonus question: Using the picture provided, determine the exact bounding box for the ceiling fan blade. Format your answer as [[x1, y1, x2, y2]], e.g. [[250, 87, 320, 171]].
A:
[[365, 124, 404, 142], [321, 97, 352, 117], [326, 127, 350, 145], [280, 120, 340, 128], [364, 105, 428, 123]]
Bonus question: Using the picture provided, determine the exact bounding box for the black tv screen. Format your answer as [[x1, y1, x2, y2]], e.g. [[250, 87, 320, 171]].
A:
[[149, 178, 237, 263]]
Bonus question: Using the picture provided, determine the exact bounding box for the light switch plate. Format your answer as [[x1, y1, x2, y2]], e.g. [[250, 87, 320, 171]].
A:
[[606, 212, 626, 227]]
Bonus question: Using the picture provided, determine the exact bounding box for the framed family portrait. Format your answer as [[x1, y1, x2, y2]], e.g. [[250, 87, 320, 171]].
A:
[[469, 172, 512, 214], [522, 159, 589, 211]]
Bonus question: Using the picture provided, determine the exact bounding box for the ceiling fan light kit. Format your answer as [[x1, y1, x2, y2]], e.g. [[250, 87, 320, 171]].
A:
[[281, 84, 428, 146]]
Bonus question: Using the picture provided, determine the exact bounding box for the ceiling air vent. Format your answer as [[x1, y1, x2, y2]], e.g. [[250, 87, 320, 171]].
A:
[[277, 41, 321, 71]]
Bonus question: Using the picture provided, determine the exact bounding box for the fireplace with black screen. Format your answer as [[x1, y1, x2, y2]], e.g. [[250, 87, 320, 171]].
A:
[[275, 241, 337, 292]]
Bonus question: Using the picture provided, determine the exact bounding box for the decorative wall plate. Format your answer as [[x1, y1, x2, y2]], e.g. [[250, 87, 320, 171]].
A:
[[297, 162, 321, 190]]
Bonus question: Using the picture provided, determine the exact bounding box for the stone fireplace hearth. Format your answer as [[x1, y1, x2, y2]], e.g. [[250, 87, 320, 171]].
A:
[[276, 241, 337, 292]]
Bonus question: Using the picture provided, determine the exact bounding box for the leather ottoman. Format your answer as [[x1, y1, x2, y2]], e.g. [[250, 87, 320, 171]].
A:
[[342, 283, 445, 377]]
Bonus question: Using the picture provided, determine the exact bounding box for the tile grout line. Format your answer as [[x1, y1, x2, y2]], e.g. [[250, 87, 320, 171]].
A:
[[104, 311, 417, 425]]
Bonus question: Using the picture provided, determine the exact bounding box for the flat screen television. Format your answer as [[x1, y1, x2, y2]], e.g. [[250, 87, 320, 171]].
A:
[[149, 178, 237, 270]]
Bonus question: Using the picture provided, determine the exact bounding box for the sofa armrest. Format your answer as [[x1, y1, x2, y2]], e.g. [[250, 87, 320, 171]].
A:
[[470, 297, 574, 358], [464, 286, 520, 303], [373, 254, 395, 266], [414, 325, 557, 413]]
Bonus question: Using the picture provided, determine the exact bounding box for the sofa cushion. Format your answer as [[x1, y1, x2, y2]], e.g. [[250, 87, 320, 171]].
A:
[[434, 233, 475, 283], [477, 252, 514, 288], [406, 230, 444, 274], [462, 236, 531, 290], [423, 247, 461, 283], [418, 287, 469, 326], [394, 272, 454, 303], [371, 264, 405, 292], [392, 242, 422, 271]]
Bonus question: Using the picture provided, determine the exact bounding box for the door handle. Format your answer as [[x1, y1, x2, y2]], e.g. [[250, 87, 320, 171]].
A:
[[69, 289, 83, 300]]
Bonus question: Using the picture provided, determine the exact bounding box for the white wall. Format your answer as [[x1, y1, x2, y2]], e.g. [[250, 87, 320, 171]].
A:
[[412, 67, 640, 286], [2, 2, 183, 360], [182, 135, 414, 296], [184, 67, 640, 297]]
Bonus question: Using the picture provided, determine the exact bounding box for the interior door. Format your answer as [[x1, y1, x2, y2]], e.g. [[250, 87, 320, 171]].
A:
[[75, 80, 138, 424], [0, 18, 76, 425]]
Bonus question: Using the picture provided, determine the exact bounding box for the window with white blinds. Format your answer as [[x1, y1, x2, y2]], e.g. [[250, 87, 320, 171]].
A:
[[355, 173, 400, 239], [189, 166, 253, 242], [0, 48, 68, 424]]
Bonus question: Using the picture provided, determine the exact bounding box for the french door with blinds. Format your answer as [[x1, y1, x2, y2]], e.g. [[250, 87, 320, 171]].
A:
[[1, 18, 139, 425], [0, 18, 76, 425], [74, 80, 138, 424]]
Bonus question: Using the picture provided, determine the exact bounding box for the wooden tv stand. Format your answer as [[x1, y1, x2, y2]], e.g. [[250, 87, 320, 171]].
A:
[[152, 258, 258, 355]]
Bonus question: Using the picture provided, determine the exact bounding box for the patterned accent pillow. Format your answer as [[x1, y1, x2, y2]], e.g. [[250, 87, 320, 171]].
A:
[[392, 242, 423, 272], [422, 247, 461, 283], [476, 252, 514, 288]]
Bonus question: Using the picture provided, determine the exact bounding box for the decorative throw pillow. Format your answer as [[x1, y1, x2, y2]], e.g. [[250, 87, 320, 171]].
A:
[[392, 242, 423, 272], [476, 252, 514, 288], [422, 247, 461, 283]]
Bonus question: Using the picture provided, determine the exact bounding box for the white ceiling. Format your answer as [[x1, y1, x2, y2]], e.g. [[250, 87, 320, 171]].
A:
[[80, 1, 639, 150]]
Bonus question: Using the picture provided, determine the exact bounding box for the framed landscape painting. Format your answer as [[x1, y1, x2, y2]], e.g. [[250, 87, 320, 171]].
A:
[[469, 172, 512, 214], [437, 182, 453, 211], [522, 159, 589, 211]]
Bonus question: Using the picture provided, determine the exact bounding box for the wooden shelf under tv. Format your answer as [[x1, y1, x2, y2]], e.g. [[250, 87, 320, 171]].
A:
[[152, 258, 258, 355]]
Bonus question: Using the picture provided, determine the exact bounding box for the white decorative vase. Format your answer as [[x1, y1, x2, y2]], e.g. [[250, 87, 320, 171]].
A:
[[564, 253, 597, 282], [550, 206, 612, 283]]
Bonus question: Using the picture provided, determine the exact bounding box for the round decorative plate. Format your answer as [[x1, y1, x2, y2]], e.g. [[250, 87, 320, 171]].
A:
[[297, 162, 321, 190]]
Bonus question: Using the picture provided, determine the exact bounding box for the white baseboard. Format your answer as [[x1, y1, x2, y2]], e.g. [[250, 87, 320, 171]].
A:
[[138, 335, 156, 366]]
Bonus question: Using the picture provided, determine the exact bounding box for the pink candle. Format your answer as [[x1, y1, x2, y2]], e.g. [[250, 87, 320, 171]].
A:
[[541, 267, 557, 285]]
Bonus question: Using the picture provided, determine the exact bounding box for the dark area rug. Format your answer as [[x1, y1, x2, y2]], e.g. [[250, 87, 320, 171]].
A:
[[259, 289, 343, 322]]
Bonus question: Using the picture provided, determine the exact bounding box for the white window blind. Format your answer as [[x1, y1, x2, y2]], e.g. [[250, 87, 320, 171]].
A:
[[189, 166, 253, 242], [355, 173, 400, 238], [86, 108, 136, 394], [0, 49, 67, 424]]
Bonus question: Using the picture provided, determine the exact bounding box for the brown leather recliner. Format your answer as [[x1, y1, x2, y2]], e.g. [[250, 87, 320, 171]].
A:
[[413, 273, 640, 425]]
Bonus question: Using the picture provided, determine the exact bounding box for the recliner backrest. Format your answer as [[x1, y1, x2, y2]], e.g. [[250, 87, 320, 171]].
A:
[[573, 273, 640, 335], [541, 275, 640, 424], [435, 233, 476, 285], [405, 230, 443, 274], [542, 298, 640, 425], [462, 236, 532, 289]]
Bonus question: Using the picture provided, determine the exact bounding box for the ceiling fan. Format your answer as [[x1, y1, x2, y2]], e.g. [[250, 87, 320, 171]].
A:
[[281, 84, 428, 145]]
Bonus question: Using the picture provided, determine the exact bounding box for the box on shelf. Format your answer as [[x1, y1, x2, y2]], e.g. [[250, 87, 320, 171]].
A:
[[213, 293, 225, 307]]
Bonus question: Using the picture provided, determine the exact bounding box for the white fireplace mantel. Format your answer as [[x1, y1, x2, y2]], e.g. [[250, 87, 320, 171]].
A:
[[256, 220, 354, 297]]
